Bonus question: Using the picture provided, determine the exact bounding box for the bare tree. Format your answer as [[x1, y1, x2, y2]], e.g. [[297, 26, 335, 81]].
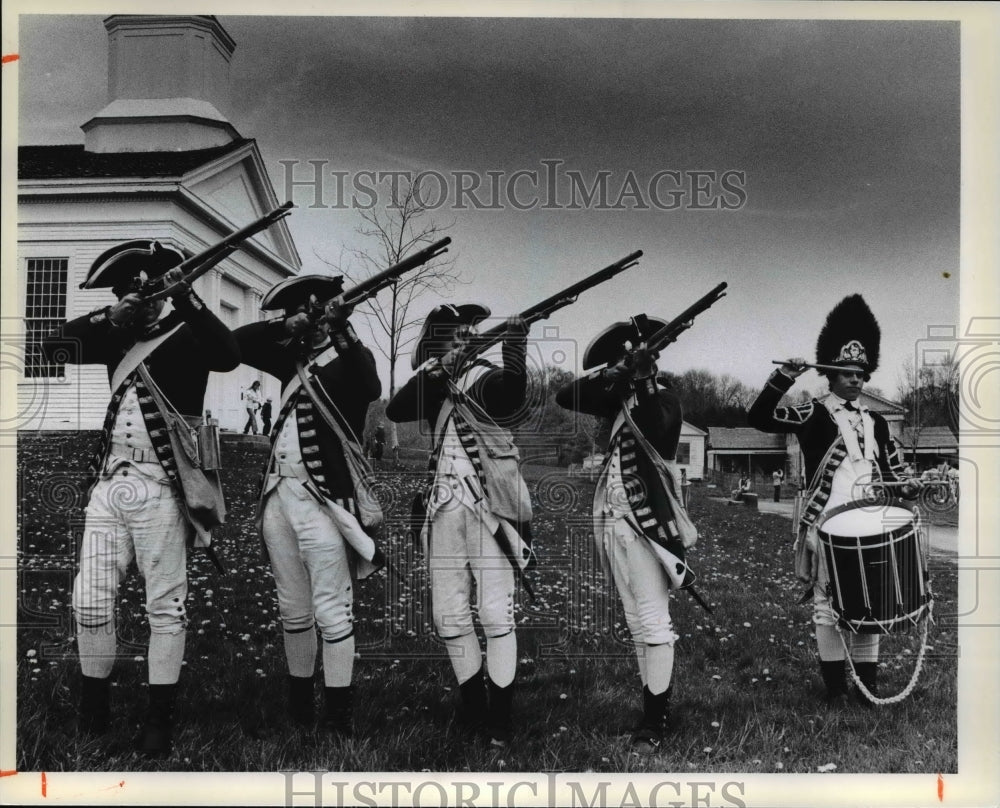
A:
[[326, 180, 463, 457], [896, 353, 959, 460]]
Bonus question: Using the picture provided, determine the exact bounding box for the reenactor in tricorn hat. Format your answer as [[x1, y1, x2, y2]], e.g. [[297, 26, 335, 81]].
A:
[[386, 303, 533, 747], [233, 274, 383, 738], [41, 239, 240, 756], [748, 294, 921, 706], [556, 314, 699, 753]]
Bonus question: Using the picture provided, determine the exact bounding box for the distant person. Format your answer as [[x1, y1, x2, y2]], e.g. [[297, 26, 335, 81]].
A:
[[243, 380, 262, 434], [731, 472, 751, 501], [370, 423, 386, 469], [260, 397, 273, 435], [772, 468, 784, 502]]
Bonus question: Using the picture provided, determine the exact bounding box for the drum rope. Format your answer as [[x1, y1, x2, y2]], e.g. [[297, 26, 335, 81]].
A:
[[839, 602, 932, 706]]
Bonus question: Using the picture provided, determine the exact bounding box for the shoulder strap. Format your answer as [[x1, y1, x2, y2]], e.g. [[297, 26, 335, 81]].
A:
[[110, 322, 184, 392], [279, 343, 340, 410]]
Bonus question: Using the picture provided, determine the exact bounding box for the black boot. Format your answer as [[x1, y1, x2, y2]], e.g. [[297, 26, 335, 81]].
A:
[[136, 683, 177, 757], [486, 678, 514, 748], [852, 662, 879, 708], [78, 674, 111, 735], [287, 674, 315, 727], [321, 686, 353, 738], [819, 660, 849, 706], [457, 669, 489, 733], [631, 685, 672, 751]]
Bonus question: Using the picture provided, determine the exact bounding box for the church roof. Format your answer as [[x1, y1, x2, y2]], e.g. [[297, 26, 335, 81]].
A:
[[18, 139, 254, 180]]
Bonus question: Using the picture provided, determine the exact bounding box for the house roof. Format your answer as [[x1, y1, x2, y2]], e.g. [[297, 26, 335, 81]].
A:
[[857, 388, 907, 413], [900, 426, 958, 450], [707, 427, 786, 451], [18, 139, 254, 180], [680, 421, 707, 436]]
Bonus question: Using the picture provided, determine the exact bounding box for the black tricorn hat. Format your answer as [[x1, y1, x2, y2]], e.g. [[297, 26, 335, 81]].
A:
[[582, 314, 667, 370], [411, 303, 491, 369], [815, 294, 881, 378], [81, 240, 185, 291], [261, 274, 345, 312]]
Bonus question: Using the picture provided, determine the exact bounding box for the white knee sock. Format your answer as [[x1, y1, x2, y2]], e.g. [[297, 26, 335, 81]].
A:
[[485, 631, 517, 688], [283, 627, 318, 678], [321, 635, 355, 687], [634, 643, 648, 686], [444, 633, 483, 685], [148, 631, 186, 684], [645, 643, 675, 696], [77, 622, 117, 679], [848, 633, 880, 663], [815, 624, 846, 661]]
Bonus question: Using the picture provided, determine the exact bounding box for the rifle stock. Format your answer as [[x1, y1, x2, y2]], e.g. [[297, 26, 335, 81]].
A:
[[142, 201, 294, 302]]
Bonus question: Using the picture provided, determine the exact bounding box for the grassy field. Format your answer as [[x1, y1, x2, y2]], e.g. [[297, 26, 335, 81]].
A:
[[15, 433, 958, 774]]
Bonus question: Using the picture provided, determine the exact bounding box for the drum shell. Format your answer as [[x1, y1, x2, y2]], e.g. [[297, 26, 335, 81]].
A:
[[817, 503, 931, 634]]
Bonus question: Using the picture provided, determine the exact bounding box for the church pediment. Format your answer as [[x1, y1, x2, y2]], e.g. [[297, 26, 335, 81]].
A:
[[182, 141, 299, 269]]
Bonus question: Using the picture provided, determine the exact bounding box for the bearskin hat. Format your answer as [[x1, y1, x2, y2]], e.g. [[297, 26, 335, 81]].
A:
[[815, 294, 880, 379], [582, 313, 668, 370]]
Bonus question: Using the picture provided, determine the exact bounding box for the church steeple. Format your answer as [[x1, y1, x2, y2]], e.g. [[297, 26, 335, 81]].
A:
[[82, 15, 240, 153]]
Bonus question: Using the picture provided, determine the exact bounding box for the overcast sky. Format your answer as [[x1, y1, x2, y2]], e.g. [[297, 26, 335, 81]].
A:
[[17, 13, 961, 397]]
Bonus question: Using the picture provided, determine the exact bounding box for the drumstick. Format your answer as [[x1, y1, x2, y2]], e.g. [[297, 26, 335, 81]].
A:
[[771, 360, 851, 374]]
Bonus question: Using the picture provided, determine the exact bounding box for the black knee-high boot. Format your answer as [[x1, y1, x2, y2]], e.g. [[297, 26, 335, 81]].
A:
[[287, 674, 315, 727], [137, 683, 177, 756], [322, 685, 354, 738], [852, 662, 879, 708], [631, 685, 672, 750], [486, 678, 514, 747], [457, 668, 489, 731], [78, 674, 111, 735], [819, 660, 849, 705]]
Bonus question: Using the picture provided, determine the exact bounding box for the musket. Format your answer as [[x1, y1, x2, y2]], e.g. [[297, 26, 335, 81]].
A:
[[638, 281, 728, 356], [141, 201, 294, 302], [342, 237, 451, 307], [453, 250, 643, 363]]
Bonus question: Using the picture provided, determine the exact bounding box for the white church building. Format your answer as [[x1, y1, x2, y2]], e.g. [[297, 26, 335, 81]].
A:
[[17, 15, 300, 432]]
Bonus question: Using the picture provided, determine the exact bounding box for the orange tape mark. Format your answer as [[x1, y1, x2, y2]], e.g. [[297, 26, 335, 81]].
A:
[[2, 54, 19, 64], [41, 771, 47, 797], [937, 773, 944, 801], [0, 770, 18, 777]]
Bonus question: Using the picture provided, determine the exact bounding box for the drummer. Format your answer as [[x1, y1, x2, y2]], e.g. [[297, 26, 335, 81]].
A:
[[747, 295, 920, 707]]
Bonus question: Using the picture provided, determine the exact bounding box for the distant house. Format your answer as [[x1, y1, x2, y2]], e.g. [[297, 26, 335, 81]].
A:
[[676, 421, 707, 481], [707, 428, 787, 477], [900, 426, 958, 467]]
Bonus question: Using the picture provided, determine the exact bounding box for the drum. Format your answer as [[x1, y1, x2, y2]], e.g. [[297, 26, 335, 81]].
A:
[[816, 501, 931, 634]]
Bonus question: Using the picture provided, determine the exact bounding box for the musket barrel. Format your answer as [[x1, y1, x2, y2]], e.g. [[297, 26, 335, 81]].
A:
[[457, 250, 644, 360], [644, 281, 728, 352], [141, 201, 293, 302], [342, 236, 451, 306]]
